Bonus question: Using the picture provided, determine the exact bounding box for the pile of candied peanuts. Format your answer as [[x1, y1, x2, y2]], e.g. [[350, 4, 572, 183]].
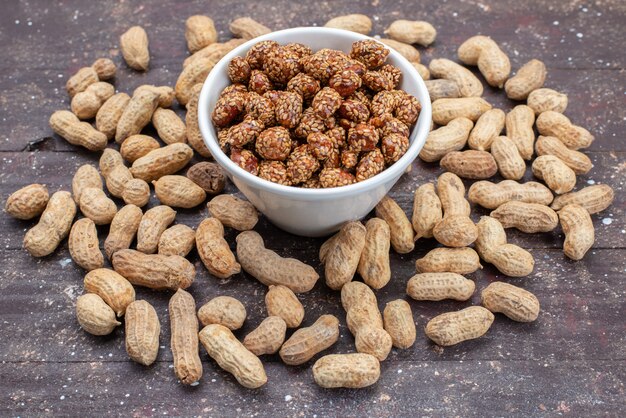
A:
[[211, 39, 421, 188]]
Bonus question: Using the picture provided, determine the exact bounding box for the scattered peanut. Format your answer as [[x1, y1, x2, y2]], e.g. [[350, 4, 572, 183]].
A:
[[429, 58, 483, 97], [407, 273, 475, 302], [66, 58, 116, 97], [76, 293, 121, 336], [153, 175, 206, 208], [136, 205, 176, 254], [130, 143, 194, 182], [133, 85, 176, 108], [468, 180, 554, 209], [320, 221, 367, 290], [5, 184, 49, 220], [375, 196, 415, 254], [412, 183, 442, 240], [158, 224, 195, 257], [383, 300, 416, 349], [357, 218, 391, 290], [527, 88, 568, 114], [84, 268, 136, 317], [183, 38, 246, 69], [112, 249, 195, 290], [265, 285, 304, 328], [324, 14, 372, 34], [491, 136, 526, 180], [185, 84, 213, 157], [312, 353, 380, 389], [354, 325, 393, 361], [432, 97, 492, 125], [99, 148, 124, 178], [125, 300, 160, 366], [412, 62, 431, 80], [196, 217, 241, 279], [415, 247, 482, 275], [122, 179, 151, 207], [198, 296, 247, 330], [229, 17, 271, 39], [279, 314, 340, 366], [532, 155, 576, 194], [105, 164, 133, 198], [152, 108, 187, 145], [72, 164, 103, 204], [535, 135, 592, 175], [424, 79, 460, 101], [341, 281, 377, 312], [536, 111, 594, 150], [115, 89, 160, 143], [104, 204, 143, 259], [185, 15, 217, 53], [491, 201, 559, 233], [96, 93, 131, 140], [481, 282, 540, 322], [475, 216, 535, 277], [440, 150, 498, 180], [243, 316, 287, 356], [379, 38, 420, 62], [468, 108, 505, 151], [120, 134, 160, 163], [199, 323, 267, 388], [505, 105, 536, 160], [169, 289, 203, 385], [419, 117, 474, 162], [120, 26, 150, 71], [23, 191, 76, 257], [457, 35, 511, 87], [71, 81, 114, 120], [550, 184, 614, 214], [385, 20, 437, 46], [425, 306, 494, 346], [236, 231, 319, 293], [433, 172, 477, 247], [207, 194, 258, 231], [505, 59, 547, 100], [49, 110, 108, 151], [68, 218, 104, 271], [186, 162, 225, 194], [559, 204, 595, 260]]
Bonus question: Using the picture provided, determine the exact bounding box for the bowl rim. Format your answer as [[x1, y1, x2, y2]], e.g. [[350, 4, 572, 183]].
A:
[[198, 26, 432, 200]]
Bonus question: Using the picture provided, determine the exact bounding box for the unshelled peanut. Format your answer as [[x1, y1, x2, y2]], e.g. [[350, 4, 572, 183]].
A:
[[415, 247, 482, 275], [49, 110, 108, 151], [125, 300, 160, 366], [424, 79, 460, 101], [236, 231, 319, 293], [69, 218, 104, 271], [425, 306, 494, 346], [169, 289, 202, 385], [324, 14, 372, 34], [481, 282, 540, 322], [105, 164, 133, 198], [536, 111, 594, 150], [23, 191, 76, 257], [120, 134, 160, 163], [429, 58, 483, 97], [229, 17, 271, 39], [468, 180, 554, 209], [354, 326, 393, 361], [505, 105, 535, 160], [550, 184, 614, 214], [120, 26, 150, 71], [152, 108, 187, 145], [457, 35, 511, 87], [195, 217, 241, 279], [112, 249, 195, 290], [527, 88, 568, 114], [419, 117, 474, 162], [153, 175, 206, 208], [130, 143, 194, 182], [432, 98, 492, 125], [412, 183, 442, 240], [66, 58, 116, 97], [440, 150, 498, 180], [433, 172, 477, 247], [198, 296, 246, 330], [475, 216, 535, 277], [136, 205, 176, 254], [320, 221, 366, 290], [532, 155, 576, 195], [312, 353, 380, 389], [265, 285, 304, 328], [96, 93, 130, 140], [72, 164, 103, 204], [185, 15, 217, 53], [491, 201, 559, 233], [279, 314, 340, 365], [407, 272, 475, 301], [385, 20, 436, 46], [468, 108, 505, 151], [383, 300, 416, 349], [341, 281, 377, 312], [375, 196, 415, 254], [535, 135, 592, 175], [558, 204, 595, 260], [357, 218, 391, 290], [207, 194, 258, 231], [115, 89, 160, 143], [121, 179, 151, 207], [99, 148, 124, 178], [379, 38, 421, 62], [505, 59, 547, 100], [158, 224, 195, 257], [133, 85, 175, 107], [84, 268, 135, 317], [76, 293, 121, 336], [199, 323, 267, 388], [5, 184, 49, 220], [71, 81, 114, 120], [491, 136, 526, 180], [104, 204, 142, 259], [185, 84, 213, 157], [243, 316, 287, 356]]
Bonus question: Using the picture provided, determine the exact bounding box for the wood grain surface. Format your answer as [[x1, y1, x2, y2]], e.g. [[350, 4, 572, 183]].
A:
[[0, 0, 624, 416]]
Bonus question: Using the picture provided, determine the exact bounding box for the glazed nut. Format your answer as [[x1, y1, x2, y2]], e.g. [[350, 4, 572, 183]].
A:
[[258, 161, 291, 185], [227, 118, 264, 148], [231, 148, 260, 175], [350, 39, 389, 69], [312, 87, 343, 119], [286, 144, 320, 184], [356, 149, 385, 182], [381, 133, 409, 165], [348, 123, 379, 152], [287, 73, 321, 102], [329, 70, 362, 97], [228, 56, 252, 84], [319, 168, 357, 188]]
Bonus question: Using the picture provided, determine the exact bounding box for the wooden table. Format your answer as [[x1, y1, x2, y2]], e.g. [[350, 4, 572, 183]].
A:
[[1, 0, 624, 416]]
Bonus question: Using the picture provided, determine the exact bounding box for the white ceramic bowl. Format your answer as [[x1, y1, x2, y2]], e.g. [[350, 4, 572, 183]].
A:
[[199, 27, 431, 237]]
